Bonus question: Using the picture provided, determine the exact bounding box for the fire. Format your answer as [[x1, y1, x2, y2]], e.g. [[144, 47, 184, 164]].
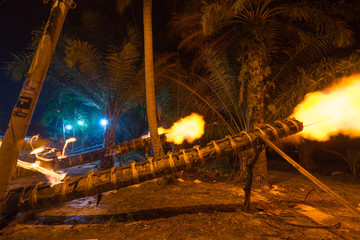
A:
[[165, 113, 205, 144], [291, 74, 360, 141], [30, 146, 46, 155], [59, 137, 77, 158], [143, 113, 205, 144], [17, 160, 67, 186]]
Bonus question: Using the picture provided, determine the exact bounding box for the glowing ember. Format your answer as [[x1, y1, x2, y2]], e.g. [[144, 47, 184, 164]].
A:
[[291, 74, 360, 141], [30, 146, 46, 155], [143, 113, 205, 144], [17, 160, 67, 186], [60, 137, 77, 158]]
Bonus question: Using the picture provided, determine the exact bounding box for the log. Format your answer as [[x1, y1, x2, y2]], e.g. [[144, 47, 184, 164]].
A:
[[0, 118, 302, 218], [42, 134, 167, 170], [12, 134, 167, 179]]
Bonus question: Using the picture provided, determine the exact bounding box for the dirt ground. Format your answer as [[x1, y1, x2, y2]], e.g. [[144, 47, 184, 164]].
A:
[[1, 162, 360, 240]]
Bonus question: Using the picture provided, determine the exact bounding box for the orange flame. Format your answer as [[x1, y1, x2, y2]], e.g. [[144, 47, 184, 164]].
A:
[[143, 113, 205, 144], [291, 74, 360, 141], [17, 160, 67, 186], [166, 113, 205, 144]]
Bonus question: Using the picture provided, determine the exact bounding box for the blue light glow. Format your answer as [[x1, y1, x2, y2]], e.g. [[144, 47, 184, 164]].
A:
[[100, 119, 108, 127]]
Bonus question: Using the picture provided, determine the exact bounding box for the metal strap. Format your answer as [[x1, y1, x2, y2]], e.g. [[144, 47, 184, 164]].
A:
[[130, 161, 139, 183], [110, 167, 117, 189], [180, 149, 191, 170], [211, 140, 221, 158], [275, 120, 290, 135], [85, 171, 95, 196], [265, 124, 279, 139], [193, 145, 205, 166], [148, 157, 157, 178], [167, 152, 177, 173]]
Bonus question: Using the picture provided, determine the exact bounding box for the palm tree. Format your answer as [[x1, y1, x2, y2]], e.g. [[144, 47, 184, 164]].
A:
[[57, 26, 144, 168], [116, 0, 176, 160], [170, 0, 355, 186], [143, 0, 166, 159]]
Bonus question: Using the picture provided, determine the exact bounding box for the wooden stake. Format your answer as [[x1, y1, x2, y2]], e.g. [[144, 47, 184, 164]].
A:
[[257, 133, 360, 218]]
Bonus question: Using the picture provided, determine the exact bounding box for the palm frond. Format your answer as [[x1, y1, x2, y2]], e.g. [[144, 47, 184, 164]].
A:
[[271, 34, 332, 84], [269, 52, 360, 121], [199, 48, 243, 131], [3, 52, 33, 81], [201, 0, 233, 36], [280, 2, 354, 48], [116, 0, 133, 15]]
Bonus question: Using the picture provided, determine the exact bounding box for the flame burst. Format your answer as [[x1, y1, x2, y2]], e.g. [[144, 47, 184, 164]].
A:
[[17, 160, 67, 186], [144, 113, 205, 144], [165, 113, 205, 144], [291, 74, 360, 141]]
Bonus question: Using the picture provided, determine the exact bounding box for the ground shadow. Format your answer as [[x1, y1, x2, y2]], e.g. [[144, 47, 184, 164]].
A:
[[33, 203, 242, 225]]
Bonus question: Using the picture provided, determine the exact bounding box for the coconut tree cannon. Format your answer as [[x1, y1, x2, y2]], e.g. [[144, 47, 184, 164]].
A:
[[2, 117, 360, 221], [41, 134, 168, 170], [0, 118, 301, 217], [12, 134, 167, 179]]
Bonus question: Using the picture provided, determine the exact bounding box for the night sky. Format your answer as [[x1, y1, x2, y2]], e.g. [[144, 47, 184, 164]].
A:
[[0, 0, 117, 133], [0, 0, 50, 133]]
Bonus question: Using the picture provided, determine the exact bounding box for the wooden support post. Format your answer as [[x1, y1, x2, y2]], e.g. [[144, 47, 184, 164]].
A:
[[242, 146, 264, 212], [0, 0, 74, 199], [257, 133, 360, 218]]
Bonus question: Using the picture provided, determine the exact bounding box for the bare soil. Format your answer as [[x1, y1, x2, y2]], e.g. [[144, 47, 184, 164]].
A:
[[1, 163, 360, 240]]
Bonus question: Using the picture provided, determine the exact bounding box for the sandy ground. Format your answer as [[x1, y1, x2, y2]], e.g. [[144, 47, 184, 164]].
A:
[[1, 164, 360, 240]]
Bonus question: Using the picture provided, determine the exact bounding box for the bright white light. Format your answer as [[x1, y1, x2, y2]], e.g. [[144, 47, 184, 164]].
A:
[[100, 119, 108, 127], [65, 124, 73, 130], [77, 120, 84, 126]]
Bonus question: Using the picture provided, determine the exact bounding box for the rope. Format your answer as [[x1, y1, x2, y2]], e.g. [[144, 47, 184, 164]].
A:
[[85, 171, 95, 196], [265, 124, 279, 139], [275, 120, 290, 135], [110, 167, 117, 189], [226, 136, 238, 153], [288, 118, 300, 132], [130, 161, 139, 184], [148, 157, 157, 178], [193, 145, 205, 166], [61, 176, 70, 201], [19, 185, 31, 205], [255, 127, 267, 137], [180, 149, 191, 170], [242, 131, 253, 146], [242, 131, 255, 159], [30, 182, 43, 208], [211, 140, 221, 158], [167, 152, 177, 174]]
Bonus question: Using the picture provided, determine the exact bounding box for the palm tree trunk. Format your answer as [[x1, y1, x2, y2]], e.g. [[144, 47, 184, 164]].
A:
[[246, 49, 269, 188], [100, 123, 116, 169], [143, 0, 165, 160]]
